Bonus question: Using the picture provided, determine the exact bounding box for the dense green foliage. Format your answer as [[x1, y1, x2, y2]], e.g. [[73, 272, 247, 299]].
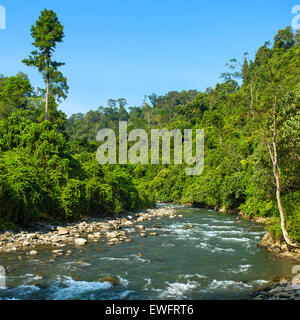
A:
[[0, 115, 152, 229], [0, 73, 33, 119]]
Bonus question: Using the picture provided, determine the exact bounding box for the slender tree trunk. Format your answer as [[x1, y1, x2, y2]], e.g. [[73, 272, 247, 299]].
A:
[[273, 163, 298, 248], [45, 75, 49, 121], [250, 84, 254, 119], [44, 50, 50, 121], [270, 95, 299, 249]]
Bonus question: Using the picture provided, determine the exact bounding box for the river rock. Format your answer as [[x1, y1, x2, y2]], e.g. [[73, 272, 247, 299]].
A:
[[100, 276, 119, 286], [94, 232, 101, 238], [27, 233, 38, 240], [98, 223, 113, 231], [29, 250, 38, 256], [52, 250, 64, 254], [57, 227, 69, 235], [75, 238, 87, 246], [277, 292, 293, 298], [105, 231, 119, 239], [149, 232, 159, 236], [122, 221, 134, 226], [253, 217, 269, 224], [108, 238, 120, 244]]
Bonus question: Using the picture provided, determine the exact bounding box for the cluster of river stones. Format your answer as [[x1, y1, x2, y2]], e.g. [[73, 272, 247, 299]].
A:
[[252, 279, 300, 300], [0, 207, 179, 256]]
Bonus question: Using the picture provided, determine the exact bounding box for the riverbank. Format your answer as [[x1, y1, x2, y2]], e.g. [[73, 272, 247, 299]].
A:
[[257, 232, 300, 263], [236, 210, 300, 263], [0, 206, 178, 254]]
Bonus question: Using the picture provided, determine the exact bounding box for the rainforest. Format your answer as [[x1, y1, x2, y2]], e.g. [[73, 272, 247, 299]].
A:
[[0, 6, 299, 301]]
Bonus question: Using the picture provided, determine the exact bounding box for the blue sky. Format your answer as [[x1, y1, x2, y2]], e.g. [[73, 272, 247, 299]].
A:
[[0, 0, 298, 116]]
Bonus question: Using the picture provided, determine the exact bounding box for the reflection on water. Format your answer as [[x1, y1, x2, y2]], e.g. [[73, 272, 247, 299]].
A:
[[0, 205, 294, 300]]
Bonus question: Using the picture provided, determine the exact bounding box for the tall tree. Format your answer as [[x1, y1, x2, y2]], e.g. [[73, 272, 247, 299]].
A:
[[23, 9, 68, 120]]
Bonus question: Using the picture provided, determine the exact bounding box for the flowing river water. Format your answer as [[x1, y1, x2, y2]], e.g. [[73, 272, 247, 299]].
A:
[[0, 205, 295, 300]]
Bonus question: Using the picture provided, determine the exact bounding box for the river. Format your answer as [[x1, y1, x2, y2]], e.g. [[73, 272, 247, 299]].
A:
[[0, 205, 294, 300]]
